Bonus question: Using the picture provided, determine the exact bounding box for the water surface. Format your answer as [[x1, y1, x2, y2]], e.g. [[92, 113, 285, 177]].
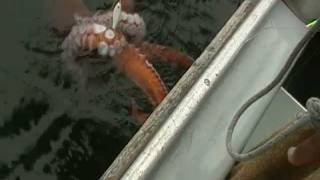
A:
[[0, 0, 238, 179]]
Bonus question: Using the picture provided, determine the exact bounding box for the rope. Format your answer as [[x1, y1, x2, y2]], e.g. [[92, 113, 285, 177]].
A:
[[226, 17, 320, 161], [305, 97, 320, 127]]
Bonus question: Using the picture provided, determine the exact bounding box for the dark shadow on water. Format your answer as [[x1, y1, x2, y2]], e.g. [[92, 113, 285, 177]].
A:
[[284, 33, 320, 105], [0, 0, 238, 179]]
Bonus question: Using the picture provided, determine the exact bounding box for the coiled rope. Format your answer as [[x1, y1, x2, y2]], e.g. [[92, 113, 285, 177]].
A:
[[226, 18, 320, 161]]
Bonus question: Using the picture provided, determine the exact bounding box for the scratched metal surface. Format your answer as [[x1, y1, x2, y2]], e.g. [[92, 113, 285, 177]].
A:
[[0, 0, 238, 179]]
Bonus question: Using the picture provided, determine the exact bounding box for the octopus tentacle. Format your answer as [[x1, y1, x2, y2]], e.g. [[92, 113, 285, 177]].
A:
[[117, 0, 135, 13], [46, 0, 92, 34], [137, 42, 194, 69], [131, 99, 150, 124], [114, 45, 168, 107], [60, 24, 90, 85]]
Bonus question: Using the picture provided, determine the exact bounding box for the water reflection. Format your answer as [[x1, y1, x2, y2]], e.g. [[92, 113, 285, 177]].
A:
[[0, 0, 237, 179]]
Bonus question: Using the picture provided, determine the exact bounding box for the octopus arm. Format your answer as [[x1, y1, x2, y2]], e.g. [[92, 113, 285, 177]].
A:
[[137, 42, 194, 69], [114, 45, 168, 107], [120, 0, 135, 13], [46, 0, 92, 33]]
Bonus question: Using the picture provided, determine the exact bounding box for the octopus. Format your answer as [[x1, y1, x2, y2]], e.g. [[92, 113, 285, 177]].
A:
[[54, 0, 194, 124]]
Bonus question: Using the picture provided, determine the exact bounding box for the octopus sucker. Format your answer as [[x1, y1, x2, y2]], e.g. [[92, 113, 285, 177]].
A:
[[92, 23, 107, 34], [97, 42, 109, 56], [137, 42, 193, 69], [105, 29, 116, 39], [114, 45, 168, 107]]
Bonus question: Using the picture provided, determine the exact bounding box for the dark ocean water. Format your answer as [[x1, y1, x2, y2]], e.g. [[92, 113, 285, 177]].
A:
[[284, 33, 320, 105], [0, 0, 238, 179]]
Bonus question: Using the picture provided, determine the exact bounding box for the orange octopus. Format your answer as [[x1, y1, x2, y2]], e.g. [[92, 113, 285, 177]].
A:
[[56, 0, 193, 124]]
